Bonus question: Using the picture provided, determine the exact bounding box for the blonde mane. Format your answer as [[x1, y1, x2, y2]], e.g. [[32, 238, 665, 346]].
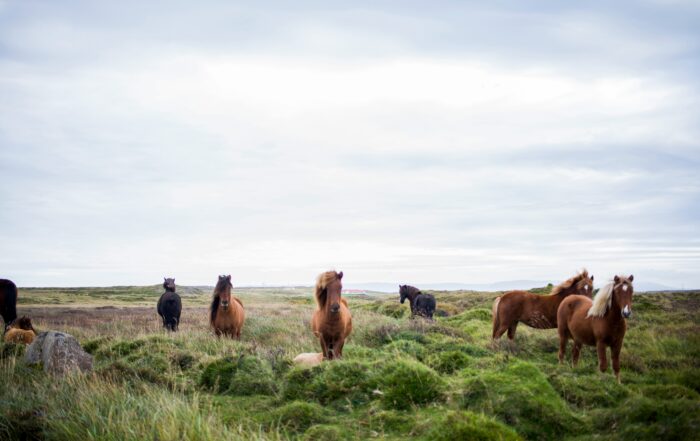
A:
[[314, 270, 341, 310], [587, 275, 632, 318], [551, 269, 589, 296], [587, 282, 614, 317]]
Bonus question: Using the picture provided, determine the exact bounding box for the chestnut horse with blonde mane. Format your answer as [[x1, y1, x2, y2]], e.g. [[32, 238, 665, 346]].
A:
[[3, 316, 37, 345], [492, 270, 594, 340], [558, 275, 634, 382], [210, 275, 245, 339], [312, 270, 352, 360]]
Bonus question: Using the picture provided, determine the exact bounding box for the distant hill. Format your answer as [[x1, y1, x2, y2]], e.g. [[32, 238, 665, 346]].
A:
[[343, 280, 682, 293]]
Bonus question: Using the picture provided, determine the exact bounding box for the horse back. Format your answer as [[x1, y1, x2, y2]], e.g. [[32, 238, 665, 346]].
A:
[[0, 279, 18, 324]]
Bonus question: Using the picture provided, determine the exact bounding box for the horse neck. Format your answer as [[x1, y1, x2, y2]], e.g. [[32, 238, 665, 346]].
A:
[[164, 287, 175, 293]]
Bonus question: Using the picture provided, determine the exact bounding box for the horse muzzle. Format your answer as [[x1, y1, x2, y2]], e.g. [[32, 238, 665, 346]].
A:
[[221, 301, 230, 310], [622, 305, 632, 318], [330, 303, 341, 314]]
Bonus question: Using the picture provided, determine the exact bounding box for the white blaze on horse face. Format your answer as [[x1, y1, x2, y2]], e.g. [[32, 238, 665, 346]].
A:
[[622, 285, 628, 292], [622, 304, 631, 317]]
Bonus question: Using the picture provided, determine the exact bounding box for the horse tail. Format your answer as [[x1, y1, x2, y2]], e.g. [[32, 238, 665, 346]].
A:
[[492, 297, 502, 335]]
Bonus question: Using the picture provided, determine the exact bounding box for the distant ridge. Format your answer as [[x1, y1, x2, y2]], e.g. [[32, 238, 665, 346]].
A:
[[343, 280, 680, 293]]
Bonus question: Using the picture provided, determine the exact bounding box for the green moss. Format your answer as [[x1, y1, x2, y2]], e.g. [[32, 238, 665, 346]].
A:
[[637, 384, 700, 401], [460, 361, 586, 440], [421, 410, 522, 441], [271, 401, 328, 432], [427, 350, 472, 374], [591, 395, 700, 441], [378, 358, 445, 410], [200, 355, 275, 396], [302, 424, 346, 441], [549, 371, 629, 409], [383, 340, 427, 361], [284, 360, 378, 406]]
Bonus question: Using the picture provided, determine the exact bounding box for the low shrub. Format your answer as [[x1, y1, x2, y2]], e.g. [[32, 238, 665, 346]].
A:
[[377, 358, 445, 410], [200, 355, 275, 396]]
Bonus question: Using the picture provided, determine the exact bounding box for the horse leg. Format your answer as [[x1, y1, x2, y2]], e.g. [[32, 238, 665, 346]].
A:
[[612, 342, 622, 383], [572, 341, 582, 367], [319, 336, 330, 360], [335, 339, 345, 359], [596, 341, 608, 373], [558, 333, 568, 364], [507, 321, 518, 340]]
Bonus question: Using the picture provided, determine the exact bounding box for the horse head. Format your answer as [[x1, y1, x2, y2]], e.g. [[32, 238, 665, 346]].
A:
[[216, 275, 233, 310], [399, 285, 407, 304], [613, 275, 634, 318], [575, 271, 594, 298], [163, 277, 176, 292], [316, 270, 343, 314]]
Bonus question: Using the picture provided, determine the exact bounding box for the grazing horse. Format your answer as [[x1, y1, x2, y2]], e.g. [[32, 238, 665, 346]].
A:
[[0, 279, 18, 333], [3, 316, 37, 345], [210, 275, 245, 339], [157, 277, 182, 331], [399, 285, 437, 319], [558, 275, 634, 383], [492, 269, 594, 340], [312, 270, 352, 360]]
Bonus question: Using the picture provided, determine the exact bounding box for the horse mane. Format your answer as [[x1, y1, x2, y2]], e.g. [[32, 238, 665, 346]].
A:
[[210, 277, 231, 326], [551, 269, 589, 296], [587, 275, 632, 318], [315, 270, 341, 310]]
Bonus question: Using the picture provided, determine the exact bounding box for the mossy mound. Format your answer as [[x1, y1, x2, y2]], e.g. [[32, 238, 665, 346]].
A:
[[377, 358, 445, 410], [426, 350, 473, 374], [591, 395, 700, 441], [548, 371, 629, 409], [302, 424, 346, 441], [461, 361, 585, 440], [421, 410, 522, 441], [383, 339, 427, 361], [270, 401, 328, 432], [200, 355, 275, 396], [284, 360, 378, 406]]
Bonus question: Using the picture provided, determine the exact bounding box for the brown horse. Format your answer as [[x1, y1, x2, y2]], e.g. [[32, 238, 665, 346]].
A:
[[557, 275, 634, 382], [3, 316, 37, 345], [0, 279, 18, 333], [210, 275, 245, 339], [311, 270, 352, 360], [492, 269, 594, 340]]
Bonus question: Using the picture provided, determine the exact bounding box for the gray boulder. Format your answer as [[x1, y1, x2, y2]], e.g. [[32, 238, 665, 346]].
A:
[[25, 331, 93, 375]]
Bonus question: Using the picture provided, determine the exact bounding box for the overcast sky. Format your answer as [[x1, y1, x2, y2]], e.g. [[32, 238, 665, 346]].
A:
[[1, 0, 699, 288]]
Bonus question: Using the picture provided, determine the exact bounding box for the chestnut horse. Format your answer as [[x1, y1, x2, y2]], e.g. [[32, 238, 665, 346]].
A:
[[0, 279, 18, 333], [210, 275, 245, 339], [3, 316, 37, 345], [492, 269, 594, 340], [558, 275, 634, 382], [311, 270, 352, 360]]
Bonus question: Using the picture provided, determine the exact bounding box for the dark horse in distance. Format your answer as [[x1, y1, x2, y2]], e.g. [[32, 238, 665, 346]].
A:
[[157, 278, 182, 331], [0, 279, 18, 333], [399, 285, 436, 319]]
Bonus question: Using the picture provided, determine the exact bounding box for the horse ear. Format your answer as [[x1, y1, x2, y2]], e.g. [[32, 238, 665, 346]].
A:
[[614, 275, 620, 283], [628, 274, 634, 282], [590, 275, 594, 281], [164, 277, 167, 281], [227, 275, 231, 281], [337, 271, 343, 280]]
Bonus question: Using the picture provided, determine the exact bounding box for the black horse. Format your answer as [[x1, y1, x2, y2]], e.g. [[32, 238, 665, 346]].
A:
[[0, 279, 18, 333], [157, 278, 182, 331], [399, 285, 436, 319]]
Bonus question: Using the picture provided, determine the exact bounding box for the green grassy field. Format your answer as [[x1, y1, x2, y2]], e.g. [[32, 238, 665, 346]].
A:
[[1, 286, 698, 440]]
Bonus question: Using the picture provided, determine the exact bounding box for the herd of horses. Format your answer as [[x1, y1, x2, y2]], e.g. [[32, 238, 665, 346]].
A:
[[1, 269, 635, 381]]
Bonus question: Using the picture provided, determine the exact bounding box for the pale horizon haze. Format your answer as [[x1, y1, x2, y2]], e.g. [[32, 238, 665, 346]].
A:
[[1, 1, 699, 289]]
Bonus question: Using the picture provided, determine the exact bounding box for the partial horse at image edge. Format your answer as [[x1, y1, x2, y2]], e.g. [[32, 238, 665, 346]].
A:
[[0, 279, 18, 333]]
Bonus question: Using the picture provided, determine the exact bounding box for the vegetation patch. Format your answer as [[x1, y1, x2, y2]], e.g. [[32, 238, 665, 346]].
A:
[[270, 401, 328, 432], [460, 361, 585, 440], [199, 355, 275, 396], [421, 410, 522, 441], [377, 358, 445, 410]]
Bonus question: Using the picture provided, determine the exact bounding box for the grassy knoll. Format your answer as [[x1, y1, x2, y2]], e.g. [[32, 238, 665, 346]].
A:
[[1, 286, 698, 440]]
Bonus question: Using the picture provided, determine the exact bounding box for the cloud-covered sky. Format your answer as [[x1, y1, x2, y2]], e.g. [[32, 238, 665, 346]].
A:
[[1, 0, 699, 288]]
